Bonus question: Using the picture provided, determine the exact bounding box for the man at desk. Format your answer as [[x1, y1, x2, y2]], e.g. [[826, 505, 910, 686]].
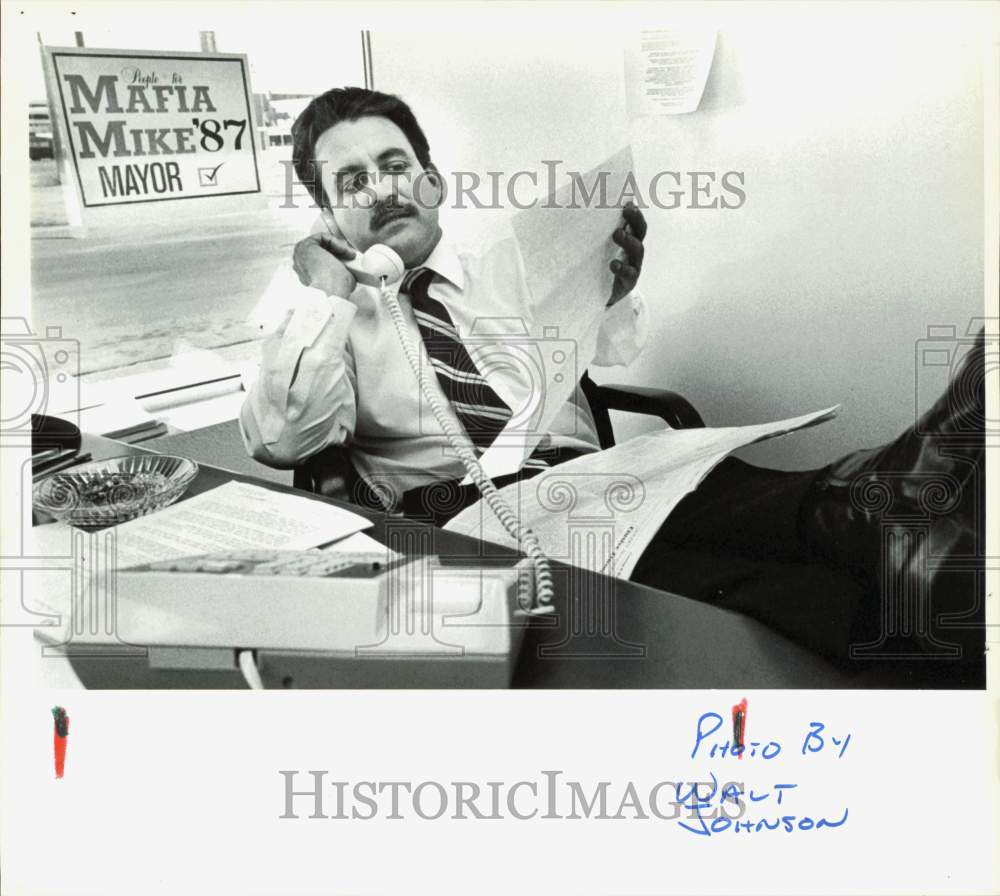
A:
[[241, 86, 984, 667]]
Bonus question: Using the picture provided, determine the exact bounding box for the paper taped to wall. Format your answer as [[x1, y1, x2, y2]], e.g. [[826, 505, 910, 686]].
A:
[[446, 406, 838, 579], [625, 28, 717, 116]]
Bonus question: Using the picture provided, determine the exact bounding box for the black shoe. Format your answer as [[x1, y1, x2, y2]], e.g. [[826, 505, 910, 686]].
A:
[[798, 328, 988, 659]]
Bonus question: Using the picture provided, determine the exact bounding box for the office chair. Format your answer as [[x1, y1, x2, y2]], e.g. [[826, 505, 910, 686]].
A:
[[293, 374, 704, 506]]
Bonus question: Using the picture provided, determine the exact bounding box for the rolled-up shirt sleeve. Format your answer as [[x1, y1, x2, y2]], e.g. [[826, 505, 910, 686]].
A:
[[239, 292, 358, 469], [592, 288, 648, 368]]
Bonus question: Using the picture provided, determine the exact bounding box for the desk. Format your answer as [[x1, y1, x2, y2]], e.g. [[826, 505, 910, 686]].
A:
[[34, 435, 867, 689]]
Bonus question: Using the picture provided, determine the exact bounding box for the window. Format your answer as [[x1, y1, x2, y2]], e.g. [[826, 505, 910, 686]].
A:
[[29, 26, 366, 432]]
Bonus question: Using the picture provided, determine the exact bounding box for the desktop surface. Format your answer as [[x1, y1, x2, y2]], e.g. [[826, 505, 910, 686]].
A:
[[30, 435, 982, 689]]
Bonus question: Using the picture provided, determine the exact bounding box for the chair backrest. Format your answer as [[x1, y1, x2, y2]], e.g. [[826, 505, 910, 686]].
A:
[[579, 371, 616, 450]]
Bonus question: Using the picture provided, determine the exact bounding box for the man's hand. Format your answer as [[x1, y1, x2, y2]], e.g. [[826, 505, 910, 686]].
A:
[[609, 202, 646, 306], [292, 233, 358, 298]]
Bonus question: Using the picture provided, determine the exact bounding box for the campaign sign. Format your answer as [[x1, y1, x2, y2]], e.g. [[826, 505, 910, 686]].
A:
[[48, 49, 261, 208]]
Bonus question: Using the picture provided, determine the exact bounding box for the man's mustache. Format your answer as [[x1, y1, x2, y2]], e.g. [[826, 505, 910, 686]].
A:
[[371, 201, 417, 230]]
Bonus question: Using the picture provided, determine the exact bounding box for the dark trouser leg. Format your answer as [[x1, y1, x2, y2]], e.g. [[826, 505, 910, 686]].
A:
[[632, 329, 987, 678], [640, 457, 818, 562], [798, 329, 986, 673], [630, 457, 871, 661]]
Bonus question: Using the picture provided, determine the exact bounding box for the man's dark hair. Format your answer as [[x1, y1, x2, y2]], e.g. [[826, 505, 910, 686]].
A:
[[291, 86, 432, 207]]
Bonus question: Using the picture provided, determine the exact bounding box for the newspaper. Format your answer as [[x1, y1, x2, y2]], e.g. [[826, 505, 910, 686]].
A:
[[445, 406, 838, 579]]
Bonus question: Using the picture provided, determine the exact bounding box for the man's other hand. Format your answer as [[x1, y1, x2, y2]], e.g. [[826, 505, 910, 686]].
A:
[[609, 202, 646, 305], [292, 233, 358, 298]]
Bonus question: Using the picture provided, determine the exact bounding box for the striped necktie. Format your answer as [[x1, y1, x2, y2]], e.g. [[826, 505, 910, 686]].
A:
[[400, 267, 514, 454]]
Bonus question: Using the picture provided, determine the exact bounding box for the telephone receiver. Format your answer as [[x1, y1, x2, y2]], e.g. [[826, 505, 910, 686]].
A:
[[319, 211, 405, 288], [343, 244, 406, 288]]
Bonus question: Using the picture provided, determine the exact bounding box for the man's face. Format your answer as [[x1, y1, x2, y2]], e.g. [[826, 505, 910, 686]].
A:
[[315, 116, 441, 266]]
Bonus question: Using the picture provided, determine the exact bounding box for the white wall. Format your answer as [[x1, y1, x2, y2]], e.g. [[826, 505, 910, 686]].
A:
[[373, 12, 985, 469]]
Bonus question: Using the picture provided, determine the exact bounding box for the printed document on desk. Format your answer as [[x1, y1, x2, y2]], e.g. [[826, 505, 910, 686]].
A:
[[446, 407, 838, 579], [109, 481, 372, 569]]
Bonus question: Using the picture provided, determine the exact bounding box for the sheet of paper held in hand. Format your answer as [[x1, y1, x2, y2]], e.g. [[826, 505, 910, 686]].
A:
[[447, 406, 839, 579], [467, 146, 640, 482]]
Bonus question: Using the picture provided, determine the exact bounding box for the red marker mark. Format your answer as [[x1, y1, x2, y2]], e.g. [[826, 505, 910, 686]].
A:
[[732, 698, 747, 759], [52, 706, 69, 779]]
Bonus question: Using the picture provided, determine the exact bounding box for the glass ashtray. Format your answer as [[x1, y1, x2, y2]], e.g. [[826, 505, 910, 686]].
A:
[[33, 455, 199, 528]]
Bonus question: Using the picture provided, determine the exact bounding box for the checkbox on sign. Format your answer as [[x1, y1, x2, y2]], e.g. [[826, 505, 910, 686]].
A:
[[198, 164, 225, 187]]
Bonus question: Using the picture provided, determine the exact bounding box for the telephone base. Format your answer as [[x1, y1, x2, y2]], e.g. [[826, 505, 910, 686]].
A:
[[256, 648, 520, 689], [113, 550, 534, 686]]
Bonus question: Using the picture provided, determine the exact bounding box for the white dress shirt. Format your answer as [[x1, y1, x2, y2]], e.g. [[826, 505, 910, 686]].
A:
[[240, 231, 648, 497]]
